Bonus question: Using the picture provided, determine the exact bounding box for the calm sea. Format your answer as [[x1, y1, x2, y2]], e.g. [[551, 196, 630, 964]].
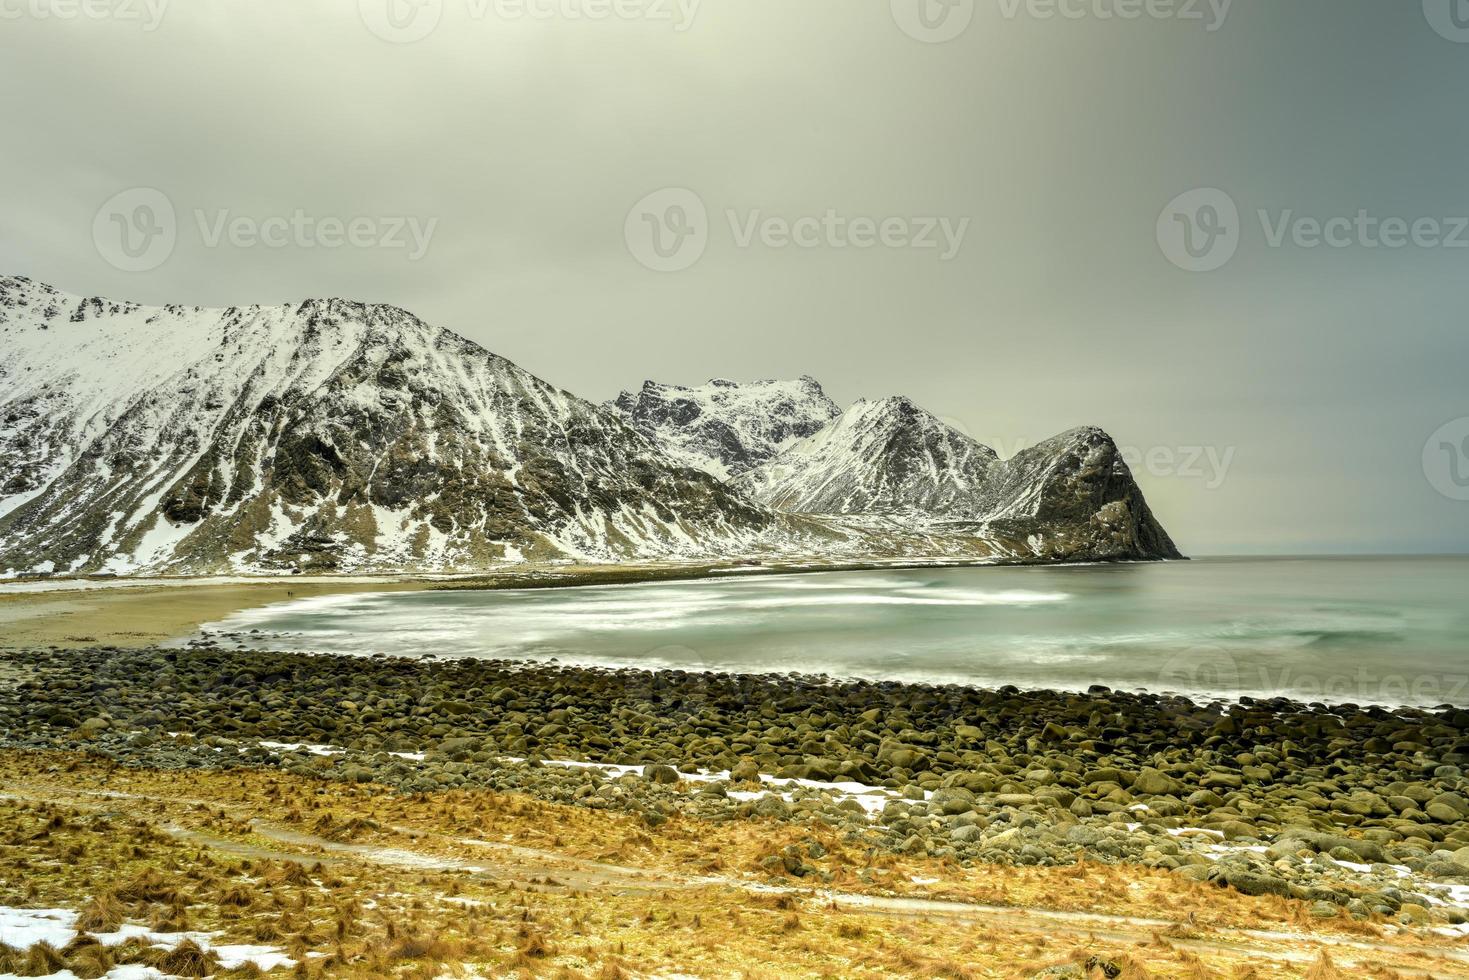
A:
[[193, 557, 1469, 708]]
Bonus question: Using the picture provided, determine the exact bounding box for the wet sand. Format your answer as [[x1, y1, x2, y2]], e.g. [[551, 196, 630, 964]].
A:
[[0, 579, 434, 649]]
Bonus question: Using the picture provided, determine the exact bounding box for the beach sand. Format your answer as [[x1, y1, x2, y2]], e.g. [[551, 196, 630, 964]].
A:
[[0, 579, 433, 649]]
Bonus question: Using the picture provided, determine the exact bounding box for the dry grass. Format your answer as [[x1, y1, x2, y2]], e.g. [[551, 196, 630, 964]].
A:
[[1302, 951, 1347, 980], [75, 890, 127, 931], [0, 749, 1462, 979]]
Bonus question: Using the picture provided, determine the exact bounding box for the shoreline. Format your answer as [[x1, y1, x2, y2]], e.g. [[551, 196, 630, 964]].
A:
[[0, 555, 1093, 651], [6, 557, 1465, 712], [185, 625, 1469, 714]]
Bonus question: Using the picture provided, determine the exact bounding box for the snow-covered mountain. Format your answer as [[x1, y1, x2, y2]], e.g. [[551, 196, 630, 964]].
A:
[[735, 398, 1181, 562], [0, 277, 778, 575], [607, 376, 840, 480], [732, 397, 997, 514], [0, 277, 1182, 575]]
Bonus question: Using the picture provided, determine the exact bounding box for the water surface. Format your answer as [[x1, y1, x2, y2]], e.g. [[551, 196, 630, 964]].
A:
[[195, 557, 1469, 707]]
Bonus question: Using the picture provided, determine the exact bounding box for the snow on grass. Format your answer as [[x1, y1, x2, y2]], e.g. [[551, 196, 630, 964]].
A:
[[0, 907, 76, 950], [0, 905, 294, 974]]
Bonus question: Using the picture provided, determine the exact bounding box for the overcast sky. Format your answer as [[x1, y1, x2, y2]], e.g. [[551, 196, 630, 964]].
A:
[[2, 0, 1466, 556]]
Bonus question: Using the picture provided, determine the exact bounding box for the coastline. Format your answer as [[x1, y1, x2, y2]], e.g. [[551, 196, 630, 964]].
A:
[[0, 555, 1035, 651], [4, 564, 1468, 974]]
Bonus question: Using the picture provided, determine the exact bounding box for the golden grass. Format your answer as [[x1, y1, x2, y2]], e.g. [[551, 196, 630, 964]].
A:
[[0, 749, 1461, 979]]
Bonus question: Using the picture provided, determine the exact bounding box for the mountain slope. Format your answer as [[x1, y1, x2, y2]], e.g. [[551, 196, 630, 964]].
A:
[[732, 397, 997, 515], [607, 376, 840, 480], [0, 277, 777, 575], [735, 399, 1182, 562], [970, 426, 1183, 561]]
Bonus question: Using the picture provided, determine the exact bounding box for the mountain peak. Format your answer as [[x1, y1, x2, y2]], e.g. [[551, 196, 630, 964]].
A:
[[854, 394, 922, 417], [607, 376, 841, 480], [733, 395, 998, 515]]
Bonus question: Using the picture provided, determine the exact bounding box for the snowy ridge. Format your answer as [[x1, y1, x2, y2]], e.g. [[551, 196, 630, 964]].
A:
[[0, 276, 783, 575], [732, 400, 1182, 562], [607, 376, 840, 480], [733, 397, 997, 515]]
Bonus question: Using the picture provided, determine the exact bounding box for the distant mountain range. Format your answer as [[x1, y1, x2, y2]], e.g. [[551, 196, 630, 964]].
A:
[[0, 276, 1180, 576]]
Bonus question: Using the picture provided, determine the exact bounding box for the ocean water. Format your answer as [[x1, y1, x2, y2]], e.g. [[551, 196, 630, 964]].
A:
[[195, 557, 1469, 707]]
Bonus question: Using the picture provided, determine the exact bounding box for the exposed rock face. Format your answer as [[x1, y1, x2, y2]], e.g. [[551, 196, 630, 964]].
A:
[[607, 376, 840, 480], [735, 398, 1182, 562], [0, 277, 775, 575], [974, 426, 1183, 562]]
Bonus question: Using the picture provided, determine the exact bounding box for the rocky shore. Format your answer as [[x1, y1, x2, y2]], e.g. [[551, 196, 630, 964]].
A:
[[4, 644, 1469, 932]]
